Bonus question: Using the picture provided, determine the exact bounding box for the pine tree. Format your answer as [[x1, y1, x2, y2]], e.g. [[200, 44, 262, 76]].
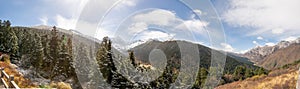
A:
[[56, 35, 73, 78], [9, 28, 19, 60], [128, 51, 137, 68], [49, 26, 60, 60], [5, 20, 11, 27], [255, 67, 267, 75], [0, 20, 2, 27], [0, 20, 19, 60], [20, 30, 32, 54], [67, 38, 73, 58], [49, 26, 61, 80], [233, 66, 246, 81], [66, 37, 75, 78], [41, 35, 51, 68], [245, 68, 253, 78], [0, 21, 5, 51], [95, 37, 136, 88], [31, 34, 44, 75], [194, 67, 208, 88], [96, 37, 116, 84]]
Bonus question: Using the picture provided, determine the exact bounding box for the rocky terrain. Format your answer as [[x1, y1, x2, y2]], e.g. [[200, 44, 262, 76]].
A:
[[243, 37, 300, 67]]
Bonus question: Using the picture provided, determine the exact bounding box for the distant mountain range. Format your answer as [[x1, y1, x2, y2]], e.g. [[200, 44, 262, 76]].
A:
[[242, 37, 300, 69]]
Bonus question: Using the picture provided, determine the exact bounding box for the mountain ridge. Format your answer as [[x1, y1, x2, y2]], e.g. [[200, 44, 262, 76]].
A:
[[130, 40, 260, 73], [242, 37, 300, 68]]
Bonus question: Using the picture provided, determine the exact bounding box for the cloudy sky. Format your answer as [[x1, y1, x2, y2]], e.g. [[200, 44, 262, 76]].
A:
[[1, 0, 300, 53]]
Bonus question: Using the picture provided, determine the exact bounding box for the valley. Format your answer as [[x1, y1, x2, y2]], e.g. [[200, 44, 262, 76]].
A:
[[0, 20, 300, 89]]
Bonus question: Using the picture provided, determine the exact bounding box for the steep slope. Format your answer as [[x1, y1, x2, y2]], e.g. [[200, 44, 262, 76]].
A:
[[216, 59, 300, 89], [243, 37, 300, 69], [216, 71, 298, 89], [259, 43, 300, 69], [243, 45, 277, 63], [243, 38, 300, 63]]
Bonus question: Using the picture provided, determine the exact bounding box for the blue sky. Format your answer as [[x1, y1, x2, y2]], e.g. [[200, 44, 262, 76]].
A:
[[1, 0, 300, 53]]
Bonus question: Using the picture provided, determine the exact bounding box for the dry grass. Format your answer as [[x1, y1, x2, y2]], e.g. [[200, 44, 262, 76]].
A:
[[0, 55, 73, 89], [2, 54, 10, 64], [50, 82, 72, 89], [0, 61, 37, 88], [216, 70, 298, 89]]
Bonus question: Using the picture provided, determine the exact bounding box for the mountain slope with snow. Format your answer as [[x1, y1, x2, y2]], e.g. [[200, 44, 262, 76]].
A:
[[243, 37, 300, 69]]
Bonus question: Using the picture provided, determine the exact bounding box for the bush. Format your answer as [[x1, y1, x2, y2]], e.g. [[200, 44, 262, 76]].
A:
[[3, 54, 10, 64], [57, 82, 72, 89]]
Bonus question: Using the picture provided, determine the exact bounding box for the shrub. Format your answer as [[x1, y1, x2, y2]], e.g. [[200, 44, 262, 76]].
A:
[[3, 54, 10, 64], [50, 82, 72, 89], [57, 82, 72, 89]]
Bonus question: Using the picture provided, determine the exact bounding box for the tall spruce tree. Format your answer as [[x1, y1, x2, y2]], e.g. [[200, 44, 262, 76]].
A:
[[0, 20, 19, 60], [66, 37, 75, 78], [49, 26, 61, 80], [31, 34, 44, 75], [96, 37, 116, 84], [56, 35, 72, 78], [129, 51, 137, 68], [41, 35, 51, 68]]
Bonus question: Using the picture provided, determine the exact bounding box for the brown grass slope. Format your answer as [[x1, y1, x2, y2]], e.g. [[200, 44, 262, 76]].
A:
[[259, 43, 300, 70], [216, 60, 300, 89]]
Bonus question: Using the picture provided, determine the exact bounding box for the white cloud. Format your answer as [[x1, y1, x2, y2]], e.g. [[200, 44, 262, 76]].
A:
[[132, 9, 178, 26], [42, 0, 89, 18], [119, 0, 137, 7], [47, 0, 140, 39], [220, 43, 235, 52], [131, 9, 208, 34], [109, 9, 210, 48], [265, 42, 276, 46], [95, 27, 114, 39], [193, 9, 203, 16], [39, 17, 48, 25], [55, 15, 76, 30], [137, 31, 175, 41], [282, 36, 297, 42], [55, 14, 105, 37], [271, 28, 284, 34], [127, 22, 148, 34], [237, 49, 250, 54], [176, 19, 209, 34], [257, 36, 263, 40], [252, 41, 261, 46], [124, 9, 178, 41], [223, 0, 300, 36]]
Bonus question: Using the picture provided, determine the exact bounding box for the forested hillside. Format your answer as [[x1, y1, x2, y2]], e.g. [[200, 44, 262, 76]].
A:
[[0, 20, 269, 89], [0, 20, 81, 88], [130, 40, 268, 88]]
